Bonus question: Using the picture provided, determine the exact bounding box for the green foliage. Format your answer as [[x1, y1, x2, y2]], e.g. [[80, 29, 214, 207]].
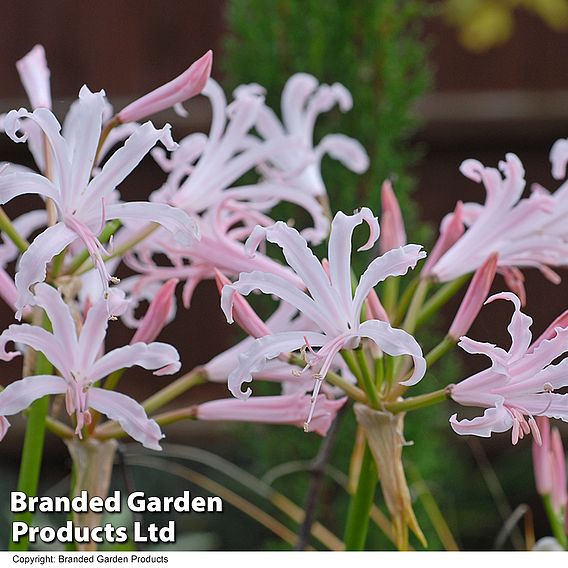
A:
[[223, 0, 432, 241]]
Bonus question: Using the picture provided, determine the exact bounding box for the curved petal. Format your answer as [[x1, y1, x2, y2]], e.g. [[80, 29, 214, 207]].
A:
[[103, 202, 199, 246], [14, 222, 76, 318], [550, 138, 568, 180], [281, 74, 319, 134], [33, 283, 78, 354], [89, 342, 180, 383], [511, 393, 568, 423], [221, 271, 336, 335], [458, 337, 510, 374], [83, 122, 177, 207], [0, 171, 59, 205], [0, 375, 66, 416], [0, 323, 68, 373], [228, 331, 326, 399], [88, 387, 163, 450], [449, 404, 513, 437], [64, 86, 106, 208], [245, 222, 340, 320], [4, 107, 70, 190], [352, 244, 425, 321], [316, 134, 369, 173], [77, 292, 129, 370], [485, 292, 532, 361], [327, 208, 379, 321], [357, 319, 426, 386]]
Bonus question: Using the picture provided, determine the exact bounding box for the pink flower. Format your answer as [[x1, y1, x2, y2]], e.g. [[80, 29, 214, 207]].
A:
[[221, 208, 426, 427], [117, 51, 213, 123], [421, 201, 465, 278], [214, 269, 270, 339], [532, 416, 567, 514], [131, 278, 178, 344], [197, 392, 346, 436], [448, 253, 498, 340], [0, 86, 199, 316], [253, 73, 369, 198], [16, 45, 51, 110], [428, 154, 566, 288], [123, 200, 303, 308], [0, 283, 181, 449], [151, 78, 329, 243], [379, 180, 406, 254], [450, 292, 568, 444]]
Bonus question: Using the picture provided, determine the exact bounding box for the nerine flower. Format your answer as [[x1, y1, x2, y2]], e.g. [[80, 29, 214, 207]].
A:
[[428, 154, 567, 289], [0, 86, 199, 316], [252, 73, 369, 198], [221, 208, 426, 427], [151, 78, 330, 243], [0, 283, 180, 449], [122, 202, 304, 309], [450, 292, 568, 444]]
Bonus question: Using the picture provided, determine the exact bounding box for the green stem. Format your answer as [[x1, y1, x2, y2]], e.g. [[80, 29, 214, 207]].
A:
[[393, 275, 419, 326], [382, 276, 399, 319], [340, 350, 361, 381], [104, 369, 124, 392], [343, 443, 377, 550], [374, 355, 384, 391], [542, 495, 568, 549], [97, 406, 198, 440], [415, 274, 471, 329], [402, 278, 430, 334], [289, 353, 368, 404], [9, 351, 52, 551], [142, 367, 207, 415], [354, 348, 380, 409], [45, 417, 74, 439], [65, 220, 122, 276], [0, 207, 29, 253], [425, 336, 455, 367], [385, 387, 451, 414], [74, 223, 157, 277]]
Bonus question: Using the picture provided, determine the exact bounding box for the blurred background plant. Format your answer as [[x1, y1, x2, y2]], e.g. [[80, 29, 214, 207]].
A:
[[443, 0, 568, 52]]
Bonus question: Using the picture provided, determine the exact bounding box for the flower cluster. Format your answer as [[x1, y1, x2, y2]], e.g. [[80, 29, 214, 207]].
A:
[[0, 43, 568, 550]]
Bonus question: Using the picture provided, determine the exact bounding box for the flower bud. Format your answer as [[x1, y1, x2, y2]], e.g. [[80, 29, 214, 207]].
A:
[[197, 393, 346, 436], [379, 180, 406, 254], [131, 278, 178, 344], [16, 44, 51, 110], [215, 269, 271, 339], [365, 287, 389, 323], [448, 253, 498, 340], [532, 417, 567, 514], [117, 51, 212, 123]]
